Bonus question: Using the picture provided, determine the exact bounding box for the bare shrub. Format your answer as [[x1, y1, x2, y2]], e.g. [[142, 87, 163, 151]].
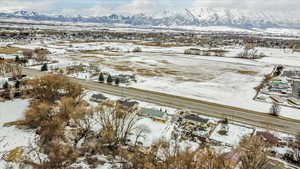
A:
[[122, 140, 232, 169], [239, 136, 272, 169], [270, 102, 281, 116], [22, 49, 34, 59], [25, 75, 84, 103], [95, 101, 140, 147]]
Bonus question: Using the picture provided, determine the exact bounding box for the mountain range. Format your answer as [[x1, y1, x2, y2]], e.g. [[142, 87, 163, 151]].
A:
[[0, 8, 299, 29]]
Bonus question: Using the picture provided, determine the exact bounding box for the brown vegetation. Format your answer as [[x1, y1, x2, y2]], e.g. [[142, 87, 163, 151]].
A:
[[239, 136, 272, 169], [134, 42, 193, 47], [0, 47, 26, 54], [25, 74, 84, 103], [237, 70, 258, 75]]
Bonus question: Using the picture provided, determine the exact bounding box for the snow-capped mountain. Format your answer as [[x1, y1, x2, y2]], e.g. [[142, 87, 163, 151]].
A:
[[0, 8, 299, 29]]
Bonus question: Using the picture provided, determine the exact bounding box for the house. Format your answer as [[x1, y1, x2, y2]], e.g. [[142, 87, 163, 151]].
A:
[[183, 114, 209, 127], [269, 80, 289, 92], [117, 99, 139, 109], [184, 48, 202, 55], [90, 94, 108, 103], [192, 127, 210, 139], [292, 80, 300, 99], [139, 108, 168, 123]]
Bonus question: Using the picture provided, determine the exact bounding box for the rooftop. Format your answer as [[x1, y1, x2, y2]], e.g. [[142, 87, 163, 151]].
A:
[[117, 99, 139, 108], [184, 114, 209, 124], [91, 94, 108, 100], [140, 107, 166, 118]]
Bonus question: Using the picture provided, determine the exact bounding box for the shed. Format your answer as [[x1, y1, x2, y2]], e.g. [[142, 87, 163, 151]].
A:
[[117, 99, 139, 109], [90, 94, 108, 103], [184, 114, 209, 127], [140, 108, 167, 123]]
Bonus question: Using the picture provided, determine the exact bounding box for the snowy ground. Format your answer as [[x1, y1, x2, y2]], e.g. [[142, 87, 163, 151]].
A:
[[0, 99, 35, 168], [3, 39, 299, 121], [210, 123, 254, 146], [0, 92, 296, 168]]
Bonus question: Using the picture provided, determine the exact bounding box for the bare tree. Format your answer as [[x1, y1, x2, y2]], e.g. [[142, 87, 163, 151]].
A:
[[25, 75, 84, 104], [270, 102, 281, 116], [95, 100, 140, 147], [134, 124, 150, 147], [239, 136, 272, 169]]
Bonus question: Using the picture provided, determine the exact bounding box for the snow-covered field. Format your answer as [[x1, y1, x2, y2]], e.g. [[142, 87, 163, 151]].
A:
[[0, 99, 35, 168], [11, 39, 299, 120], [1, 36, 298, 120]]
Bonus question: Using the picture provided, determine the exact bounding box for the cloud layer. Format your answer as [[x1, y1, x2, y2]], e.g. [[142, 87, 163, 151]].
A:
[[1, 0, 299, 16], [0, 0, 54, 12]]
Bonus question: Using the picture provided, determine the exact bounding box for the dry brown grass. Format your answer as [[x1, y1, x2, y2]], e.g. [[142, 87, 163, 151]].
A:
[[99, 51, 122, 57], [114, 65, 135, 72], [69, 40, 133, 44], [237, 70, 258, 75], [80, 55, 98, 59], [223, 68, 258, 76], [0, 47, 27, 54], [159, 60, 170, 64], [80, 50, 102, 54], [80, 50, 122, 57], [155, 68, 179, 75], [69, 40, 100, 44], [136, 61, 147, 64], [136, 68, 159, 77], [134, 42, 193, 47]]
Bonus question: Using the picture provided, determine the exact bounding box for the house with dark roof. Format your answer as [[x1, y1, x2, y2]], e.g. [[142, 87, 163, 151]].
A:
[[117, 99, 139, 109], [183, 114, 209, 127], [90, 93, 108, 103], [112, 74, 136, 84]]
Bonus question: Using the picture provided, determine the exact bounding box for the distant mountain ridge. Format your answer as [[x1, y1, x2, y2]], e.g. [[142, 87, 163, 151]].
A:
[[0, 8, 299, 29]]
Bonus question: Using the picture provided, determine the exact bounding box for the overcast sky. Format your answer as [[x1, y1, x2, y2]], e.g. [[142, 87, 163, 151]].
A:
[[0, 0, 299, 16]]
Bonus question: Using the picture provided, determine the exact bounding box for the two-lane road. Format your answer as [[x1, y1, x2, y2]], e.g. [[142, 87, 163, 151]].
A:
[[24, 68, 300, 135]]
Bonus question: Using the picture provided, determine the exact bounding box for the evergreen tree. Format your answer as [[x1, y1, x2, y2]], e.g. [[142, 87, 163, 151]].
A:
[[98, 72, 104, 83], [41, 63, 48, 71], [15, 80, 20, 89], [15, 55, 20, 63], [3, 81, 9, 89], [107, 74, 113, 84], [115, 77, 120, 86]]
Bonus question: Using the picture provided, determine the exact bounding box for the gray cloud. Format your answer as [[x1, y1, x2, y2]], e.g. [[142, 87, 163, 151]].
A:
[[0, 0, 55, 12], [1, 0, 299, 16], [192, 0, 300, 13]]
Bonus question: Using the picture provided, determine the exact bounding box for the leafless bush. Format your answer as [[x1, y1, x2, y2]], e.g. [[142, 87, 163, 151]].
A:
[[238, 46, 266, 59], [122, 140, 232, 169], [270, 102, 281, 117], [239, 136, 272, 169], [95, 101, 140, 147], [25, 75, 84, 103]]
